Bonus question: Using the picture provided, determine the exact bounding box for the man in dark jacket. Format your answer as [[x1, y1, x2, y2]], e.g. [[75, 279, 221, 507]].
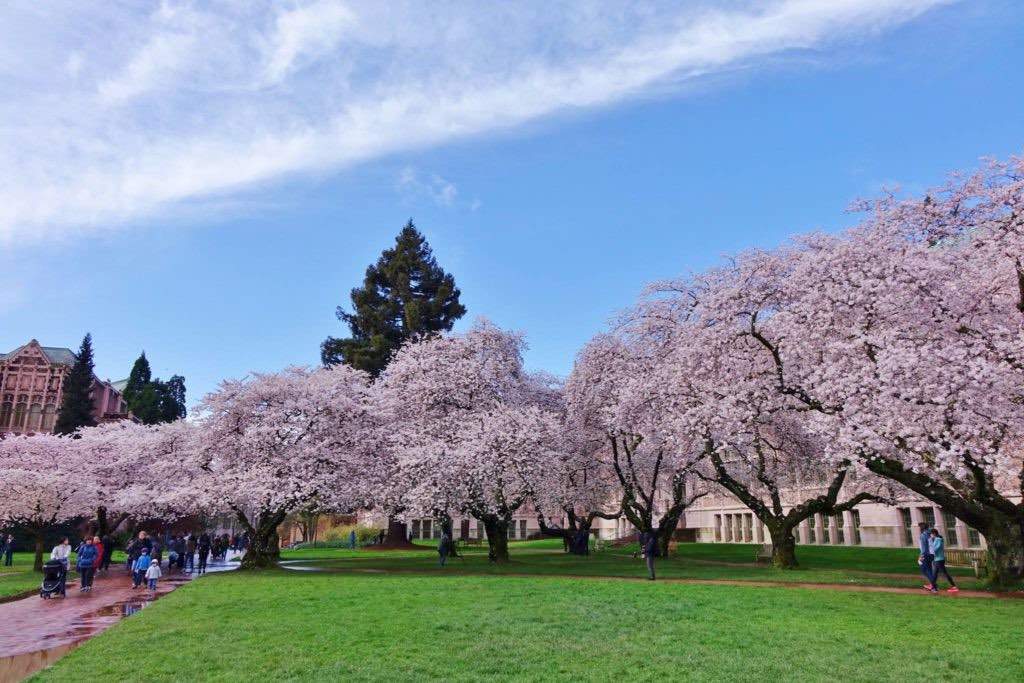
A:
[[100, 535, 114, 571], [2, 535, 13, 566], [642, 529, 659, 580]]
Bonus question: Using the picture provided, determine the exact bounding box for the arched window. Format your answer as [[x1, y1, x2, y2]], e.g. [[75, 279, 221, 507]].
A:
[[12, 402, 27, 431], [27, 403, 42, 432], [0, 402, 11, 431], [42, 404, 57, 432]]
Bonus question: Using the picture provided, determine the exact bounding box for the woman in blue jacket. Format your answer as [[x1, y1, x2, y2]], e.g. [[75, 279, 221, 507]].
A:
[[76, 538, 99, 592], [927, 529, 959, 593]]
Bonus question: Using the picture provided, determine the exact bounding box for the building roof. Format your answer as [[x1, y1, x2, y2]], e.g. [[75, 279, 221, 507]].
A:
[[0, 342, 78, 366], [110, 379, 129, 392]]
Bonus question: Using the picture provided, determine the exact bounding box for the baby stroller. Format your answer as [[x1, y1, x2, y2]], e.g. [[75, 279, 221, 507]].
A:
[[40, 559, 67, 599]]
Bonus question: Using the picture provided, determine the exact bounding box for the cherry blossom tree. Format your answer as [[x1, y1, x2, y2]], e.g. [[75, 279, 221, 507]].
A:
[[190, 365, 375, 569], [677, 158, 1024, 586], [565, 333, 708, 557], [0, 433, 96, 570], [71, 420, 200, 535], [378, 320, 561, 562], [617, 288, 893, 569]]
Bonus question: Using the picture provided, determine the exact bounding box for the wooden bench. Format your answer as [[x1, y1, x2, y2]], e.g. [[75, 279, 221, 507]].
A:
[[755, 543, 772, 564], [944, 548, 988, 577]]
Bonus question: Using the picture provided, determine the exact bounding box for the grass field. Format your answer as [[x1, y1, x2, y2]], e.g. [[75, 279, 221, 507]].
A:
[[278, 539, 983, 590], [0, 549, 131, 600], [0, 552, 71, 599], [33, 565, 1023, 682]]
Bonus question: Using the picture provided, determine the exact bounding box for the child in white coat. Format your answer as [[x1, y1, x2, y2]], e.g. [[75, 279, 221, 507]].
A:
[[145, 558, 162, 591]]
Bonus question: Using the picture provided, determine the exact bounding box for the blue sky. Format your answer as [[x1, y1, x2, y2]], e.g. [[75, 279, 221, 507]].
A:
[[1, 1, 1022, 406]]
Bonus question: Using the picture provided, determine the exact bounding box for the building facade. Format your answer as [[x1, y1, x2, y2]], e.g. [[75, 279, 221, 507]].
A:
[[0, 339, 132, 435]]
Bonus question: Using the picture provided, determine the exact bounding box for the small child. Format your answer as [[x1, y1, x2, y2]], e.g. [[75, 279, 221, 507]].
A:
[[132, 549, 152, 589], [145, 558, 162, 591]]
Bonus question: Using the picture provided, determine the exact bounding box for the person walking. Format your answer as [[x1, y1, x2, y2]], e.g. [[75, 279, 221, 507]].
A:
[[3, 534, 14, 566], [100, 534, 113, 571], [438, 531, 452, 567], [145, 559, 162, 592], [642, 529, 659, 581], [76, 537, 98, 592], [927, 529, 960, 593], [51, 537, 71, 572], [185, 534, 197, 574], [132, 548, 152, 589], [349, 529, 357, 550], [197, 533, 211, 575], [917, 522, 935, 589], [92, 536, 104, 573]]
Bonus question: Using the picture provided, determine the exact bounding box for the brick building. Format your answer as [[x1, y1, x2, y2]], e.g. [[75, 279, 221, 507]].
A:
[[0, 339, 132, 435]]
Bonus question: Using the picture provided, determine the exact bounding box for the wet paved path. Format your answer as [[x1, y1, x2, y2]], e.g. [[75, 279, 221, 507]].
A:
[[0, 559, 236, 682]]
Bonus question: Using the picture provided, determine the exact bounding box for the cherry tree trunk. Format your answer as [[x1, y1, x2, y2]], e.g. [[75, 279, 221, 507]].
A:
[[33, 533, 45, 573], [482, 517, 510, 563], [656, 513, 683, 557], [95, 506, 109, 538], [381, 517, 416, 549], [238, 510, 286, 570], [768, 526, 799, 569], [980, 517, 1023, 589]]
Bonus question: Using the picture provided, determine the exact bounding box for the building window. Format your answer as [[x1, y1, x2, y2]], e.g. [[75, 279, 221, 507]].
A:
[[898, 508, 913, 546], [941, 510, 959, 547], [411, 520, 421, 539], [821, 515, 831, 544], [27, 403, 42, 432], [422, 519, 432, 540], [0, 401, 11, 430], [520, 519, 527, 539], [754, 521, 764, 543], [835, 514, 845, 545], [743, 514, 753, 542], [12, 402, 26, 431], [921, 507, 936, 529], [476, 520, 484, 540], [852, 510, 862, 545], [806, 518, 817, 544], [42, 404, 56, 432], [713, 514, 721, 542], [967, 527, 981, 547], [724, 514, 733, 542]]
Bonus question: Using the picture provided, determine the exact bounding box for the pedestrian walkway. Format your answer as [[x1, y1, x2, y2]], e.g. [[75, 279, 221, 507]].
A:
[[0, 558, 235, 682]]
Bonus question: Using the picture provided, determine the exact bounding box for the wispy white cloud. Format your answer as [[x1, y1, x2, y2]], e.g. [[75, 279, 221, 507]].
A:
[[0, 0, 957, 242], [397, 166, 460, 207]]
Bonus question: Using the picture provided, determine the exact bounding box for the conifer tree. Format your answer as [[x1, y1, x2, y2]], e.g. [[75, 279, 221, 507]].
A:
[[54, 334, 97, 435], [123, 352, 152, 408], [321, 220, 466, 376]]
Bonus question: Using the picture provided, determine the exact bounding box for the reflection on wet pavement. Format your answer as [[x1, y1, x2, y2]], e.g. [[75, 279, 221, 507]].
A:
[[0, 559, 236, 683]]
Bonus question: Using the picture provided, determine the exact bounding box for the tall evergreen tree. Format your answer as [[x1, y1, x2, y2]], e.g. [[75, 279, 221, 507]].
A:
[[122, 352, 152, 408], [54, 334, 97, 435], [321, 220, 466, 376], [162, 375, 187, 421]]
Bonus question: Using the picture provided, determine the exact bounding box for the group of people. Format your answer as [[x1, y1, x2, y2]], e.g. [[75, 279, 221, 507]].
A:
[[36, 527, 248, 595], [918, 522, 959, 594]]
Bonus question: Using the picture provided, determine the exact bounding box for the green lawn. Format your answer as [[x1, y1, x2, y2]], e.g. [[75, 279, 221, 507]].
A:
[[0, 552, 64, 599], [34, 568, 1023, 682], [278, 541, 982, 590], [0, 550, 130, 599]]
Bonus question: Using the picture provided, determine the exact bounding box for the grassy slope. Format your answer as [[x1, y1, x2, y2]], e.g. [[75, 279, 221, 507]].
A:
[[279, 541, 981, 589], [34, 569, 1023, 682]]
